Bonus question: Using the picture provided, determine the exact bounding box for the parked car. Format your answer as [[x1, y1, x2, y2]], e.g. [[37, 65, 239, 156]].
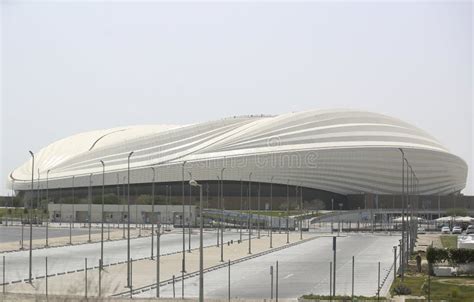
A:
[[417, 227, 426, 234], [466, 225, 474, 234], [441, 226, 450, 234], [452, 226, 463, 234]]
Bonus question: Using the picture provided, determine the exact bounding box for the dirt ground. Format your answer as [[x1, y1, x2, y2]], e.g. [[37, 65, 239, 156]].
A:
[[0, 228, 151, 253]]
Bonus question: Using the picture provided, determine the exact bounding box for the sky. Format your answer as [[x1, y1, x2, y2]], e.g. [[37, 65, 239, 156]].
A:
[[1, 1, 472, 195]]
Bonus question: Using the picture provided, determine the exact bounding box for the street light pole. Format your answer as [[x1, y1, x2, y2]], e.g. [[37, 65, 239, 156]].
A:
[[88, 173, 92, 243], [300, 184, 303, 240], [217, 175, 220, 247], [248, 172, 253, 254], [188, 171, 193, 253], [100, 160, 105, 276], [151, 167, 156, 260], [270, 176, 274, 248], [127, 151, 134, 288], [240, 179, 243, 242], [181, 161, 187, 275], [286, 179, 290, 244], [46, 169, 51, 247], [189, 179, 204, 302], [399, 148, 405, 280], [220, 167, 225, 262], [257, 182, 261, 239], [28, 151, 34, 283], [70, 176, 75, 245]]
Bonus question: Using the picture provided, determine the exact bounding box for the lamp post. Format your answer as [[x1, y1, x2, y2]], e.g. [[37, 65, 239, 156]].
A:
[[127, 151, 134, 288], [165, 185, 169, 227], [37, 169, 40, 216], [240, 179, 243, 241], [270, 176, 274, 248], [399, 148, 405, 280], [300, 184, 303, 240], [257, 182, 261, 239], [28, 151, 34, 283], [70, 175, 75, 245], [46, 169, 51, 247], [88, 173, 92, 243], [404, 159, 410, 267], [181, 161, 187, 274], [151, 167, 156, 259], [286, 179, 290, 244], [99, 160, 105, 276], [248, 172, 253, 254], [220, 167, 225, 262], [217, 175, 220, 247], [189, 179, 204, 302], [188, 171, 193, 253]]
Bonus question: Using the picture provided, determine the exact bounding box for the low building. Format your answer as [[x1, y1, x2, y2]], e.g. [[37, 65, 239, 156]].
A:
[[48, 203, 196, 225]]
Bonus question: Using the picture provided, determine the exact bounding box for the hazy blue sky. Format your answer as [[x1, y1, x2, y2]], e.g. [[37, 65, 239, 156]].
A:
[[1, 1, 472, 195]]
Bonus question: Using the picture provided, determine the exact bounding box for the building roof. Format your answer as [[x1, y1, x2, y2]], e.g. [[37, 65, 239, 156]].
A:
[[8, 109, 468, 195]]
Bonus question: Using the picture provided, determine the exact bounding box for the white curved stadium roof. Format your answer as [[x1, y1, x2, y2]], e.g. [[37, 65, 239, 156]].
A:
[[9, 109, 467, 195]]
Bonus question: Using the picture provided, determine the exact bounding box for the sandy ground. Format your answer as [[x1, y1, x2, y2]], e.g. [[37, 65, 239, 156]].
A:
[[4, 232, 311, 299], [0, 227, 152, 253], [414, 232, 442, 252], [0, 292, 299, 301]]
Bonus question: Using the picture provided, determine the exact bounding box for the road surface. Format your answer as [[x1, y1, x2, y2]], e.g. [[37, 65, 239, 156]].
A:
[[138, 233, 400, 299], [0, 229, 244, 283]]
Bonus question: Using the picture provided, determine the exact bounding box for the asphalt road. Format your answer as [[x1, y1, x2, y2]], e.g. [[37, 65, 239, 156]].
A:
[[0, 229, 243, 283], [0, 226, 100, 244], [139, 233, 400, 299]]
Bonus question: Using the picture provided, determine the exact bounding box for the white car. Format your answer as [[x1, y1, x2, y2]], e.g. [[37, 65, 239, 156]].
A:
[[441, 226, 450, 234], [452, 226, 462, 234], [466, 225, 474, 235], [417, 227, 426, 234]]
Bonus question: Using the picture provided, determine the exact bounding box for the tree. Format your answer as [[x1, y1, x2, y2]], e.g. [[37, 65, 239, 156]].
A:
[[136, 194, 151, 205], [306, 199, 325, 212]]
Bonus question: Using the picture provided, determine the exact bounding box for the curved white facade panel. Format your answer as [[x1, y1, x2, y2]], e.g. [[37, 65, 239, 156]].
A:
[[8, 109, 467, 195]]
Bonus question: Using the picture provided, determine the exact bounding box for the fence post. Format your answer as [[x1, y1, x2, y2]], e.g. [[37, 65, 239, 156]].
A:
[[172, 274, 176, 298], [270, 265, 274, 300], [21, 223, 24, 250], [45, 220, 49, 247], [393, 246, 397, 281], [3, 255, 5, 294], [45, 257, 48, 297], [351, 256, 354, 301], [276, 261, 279, 302], [332, 236, 336, 297], [228, 260, 231, 301], [99, 258, 102, 297], [377, 261, 380, 301], [130, 258, 133, 298], [329, 261, 332, 301], [156, 228, 160, 298], [85, 258, 87, 298]]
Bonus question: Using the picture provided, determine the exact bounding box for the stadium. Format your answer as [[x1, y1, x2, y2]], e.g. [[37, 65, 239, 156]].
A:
[[7, 109, 469, 218]]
